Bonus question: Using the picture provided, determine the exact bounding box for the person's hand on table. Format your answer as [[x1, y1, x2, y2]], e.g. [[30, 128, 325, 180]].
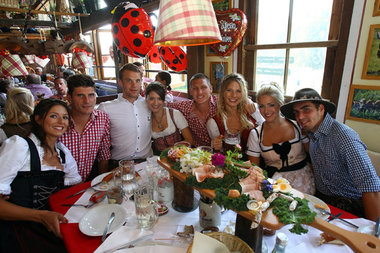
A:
[[38, 210, 68, 239]]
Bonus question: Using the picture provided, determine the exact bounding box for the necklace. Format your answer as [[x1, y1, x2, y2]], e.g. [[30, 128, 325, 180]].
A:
[[153, 110, 165, 129]]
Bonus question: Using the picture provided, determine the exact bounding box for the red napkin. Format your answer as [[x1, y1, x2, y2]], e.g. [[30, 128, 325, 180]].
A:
[[50, 182, 102, 253], [328, 204, 358, 219], [60, 223, 101, 253], [49, 182, 92, 214]]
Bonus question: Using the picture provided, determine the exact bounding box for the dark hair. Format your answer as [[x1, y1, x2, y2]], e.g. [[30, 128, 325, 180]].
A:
[[63, 68, 75, 80], [67, 74, 95, 95], [132, 62, 143, 67], [26, 74, 41, 85], [0, 79, 11, 93], [189, 73, 211, 89], [145, 82, 166, 101], [31, 98, 70, 152], [119, 63, 142, 80], [157, 71, 172, 91]]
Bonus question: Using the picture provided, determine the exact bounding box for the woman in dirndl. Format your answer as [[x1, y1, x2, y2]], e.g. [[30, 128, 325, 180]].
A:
[[0, 98, 81, 253], [145, 82, 193, 155]]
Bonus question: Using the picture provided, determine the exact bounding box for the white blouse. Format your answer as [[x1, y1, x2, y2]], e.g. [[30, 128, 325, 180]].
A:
[[0, 134, 82, 195], [152, 108, 188, 139]]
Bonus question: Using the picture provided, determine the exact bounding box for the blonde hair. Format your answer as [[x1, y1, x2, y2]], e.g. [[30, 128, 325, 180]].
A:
[[217, 73, 253, 129], [257, 82, 285, 106], [5, 87, 34, 124]]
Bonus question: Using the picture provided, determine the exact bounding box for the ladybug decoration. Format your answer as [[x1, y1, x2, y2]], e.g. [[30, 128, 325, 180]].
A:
[[159, 46, 187, 72], [148, 45, 161, 64], [112, 2, 154, 58]]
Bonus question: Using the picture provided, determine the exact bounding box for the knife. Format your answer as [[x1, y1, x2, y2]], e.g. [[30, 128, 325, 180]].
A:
[[66, 173, 114, 199], [316, 207, 359, 229], [103, 233, 153, 253], [375, 217, 380, 237], [102, 212, 115, 242]]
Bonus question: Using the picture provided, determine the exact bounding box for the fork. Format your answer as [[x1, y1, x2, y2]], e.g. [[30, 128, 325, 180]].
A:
[[61, 202, 96, 208]]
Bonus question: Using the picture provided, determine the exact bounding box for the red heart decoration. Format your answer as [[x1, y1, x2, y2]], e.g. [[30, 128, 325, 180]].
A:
[[210, 9, 247, 57]]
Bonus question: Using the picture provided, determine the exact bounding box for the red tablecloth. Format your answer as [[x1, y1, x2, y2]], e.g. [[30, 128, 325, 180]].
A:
[[50, 183, 359, 253]]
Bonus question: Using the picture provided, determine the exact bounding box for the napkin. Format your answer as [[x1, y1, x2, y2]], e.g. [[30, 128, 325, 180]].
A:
[[191, 232, 230, 253], [94, 227, 153, 253], [64, 189, 97, 223], [114, 245, 186, 253]]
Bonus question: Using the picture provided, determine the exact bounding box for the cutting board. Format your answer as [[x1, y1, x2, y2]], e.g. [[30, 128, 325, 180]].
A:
[[158, 158, 380, 253]]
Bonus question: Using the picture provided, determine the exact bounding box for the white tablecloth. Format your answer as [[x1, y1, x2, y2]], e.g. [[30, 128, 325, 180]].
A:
[[64, 161, 376, 253]]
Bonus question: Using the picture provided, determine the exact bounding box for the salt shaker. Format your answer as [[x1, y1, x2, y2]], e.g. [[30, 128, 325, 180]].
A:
[[271, 232, 288, 253]]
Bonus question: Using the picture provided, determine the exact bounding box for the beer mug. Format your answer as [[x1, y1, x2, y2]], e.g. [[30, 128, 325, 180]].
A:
[[134, 184, 158, 229]]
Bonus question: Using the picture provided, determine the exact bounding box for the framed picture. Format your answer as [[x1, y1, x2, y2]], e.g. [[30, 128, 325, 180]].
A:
[[212, 0, 231, 11], [374, 0, 380, 16], [362, 24, 380, 80], [345, 85, 380, 124], [210, 62, 228, 90], [206, 46, 218, 56]]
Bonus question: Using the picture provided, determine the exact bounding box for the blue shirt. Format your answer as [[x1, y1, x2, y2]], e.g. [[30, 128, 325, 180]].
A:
[[308, 113, 380, 199]]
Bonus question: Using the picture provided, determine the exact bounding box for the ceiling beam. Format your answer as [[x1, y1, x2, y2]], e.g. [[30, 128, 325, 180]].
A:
[[61, 0, 159, 35], [0, 18, 72, 29]]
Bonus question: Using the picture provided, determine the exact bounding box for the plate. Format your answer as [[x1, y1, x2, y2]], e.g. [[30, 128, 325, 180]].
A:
[[91, 172, 112, 191], [79, 204, 126, 236], [357, 225, 380, 238], [304, 194, 330, 220]]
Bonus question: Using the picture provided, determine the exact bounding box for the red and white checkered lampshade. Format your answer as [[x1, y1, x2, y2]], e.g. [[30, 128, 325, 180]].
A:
[[72, 52, 92, 70], [154, 0, 222, 46], [0, 54, 28, 76], [21, 55, 35, 65]]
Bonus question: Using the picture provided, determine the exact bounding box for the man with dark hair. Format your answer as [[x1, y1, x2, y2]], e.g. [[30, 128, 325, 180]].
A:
[[280, 88, 380, 220], [25, 74, 53, 101], [98, 63, 152, 166], [167, 73, 217, 146], [59, 74, 111, 181], [51, 78, 68, 100]]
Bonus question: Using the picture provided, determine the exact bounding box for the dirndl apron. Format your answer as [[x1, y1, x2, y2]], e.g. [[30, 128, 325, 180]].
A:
[[0, 137, 66, 253]]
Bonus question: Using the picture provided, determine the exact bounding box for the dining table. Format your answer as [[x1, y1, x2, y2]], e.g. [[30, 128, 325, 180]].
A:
[[49, 161, 377, 253]]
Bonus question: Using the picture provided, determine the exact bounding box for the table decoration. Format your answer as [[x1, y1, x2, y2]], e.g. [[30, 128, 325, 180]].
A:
[[158, 146, 380, 253]]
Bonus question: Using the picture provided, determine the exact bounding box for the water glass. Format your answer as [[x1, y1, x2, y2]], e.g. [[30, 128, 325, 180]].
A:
[[134, 184, 158, 230], [106, 186, 123, 204], [119, 160, 137, 197]]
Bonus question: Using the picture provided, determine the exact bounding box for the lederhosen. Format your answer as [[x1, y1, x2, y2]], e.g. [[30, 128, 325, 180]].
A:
[[213, 114, 256, 159], [152, 108, 183, 155], [252, 119, 307, 178], [0, 137, 67, 253]]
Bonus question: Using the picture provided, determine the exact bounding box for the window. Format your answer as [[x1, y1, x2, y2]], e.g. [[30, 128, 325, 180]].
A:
[[246, 0, 336, 96]]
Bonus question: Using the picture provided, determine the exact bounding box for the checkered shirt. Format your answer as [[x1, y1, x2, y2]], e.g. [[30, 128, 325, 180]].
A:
[[59, 110, 111, 181], [308, 113, 380, 199], [167, 95, 217, 147]]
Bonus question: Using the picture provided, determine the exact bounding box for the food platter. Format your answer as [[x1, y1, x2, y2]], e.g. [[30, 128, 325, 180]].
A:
[[158, 157, 380, 253]]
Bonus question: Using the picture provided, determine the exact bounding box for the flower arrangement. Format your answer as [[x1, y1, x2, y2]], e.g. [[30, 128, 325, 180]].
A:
[[211, 153, 225, 167]]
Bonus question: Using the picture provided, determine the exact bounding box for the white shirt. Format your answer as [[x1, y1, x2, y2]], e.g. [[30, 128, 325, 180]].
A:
[[152, 108, 188, 139], [98, 94, 152, 160], [0, 134, 81, 195]]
